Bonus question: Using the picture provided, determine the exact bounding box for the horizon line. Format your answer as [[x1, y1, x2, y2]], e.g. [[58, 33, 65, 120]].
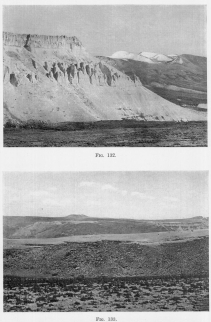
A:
[[3, 30, 207, 58]]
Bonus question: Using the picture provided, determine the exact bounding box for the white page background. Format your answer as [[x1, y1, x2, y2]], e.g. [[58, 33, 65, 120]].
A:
[[0, 0, 210, 321]]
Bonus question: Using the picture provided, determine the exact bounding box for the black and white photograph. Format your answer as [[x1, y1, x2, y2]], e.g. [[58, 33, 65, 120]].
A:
[[3, 5, 207, 147], [1, 2, 210, 322], [3, 171, 209, 312]]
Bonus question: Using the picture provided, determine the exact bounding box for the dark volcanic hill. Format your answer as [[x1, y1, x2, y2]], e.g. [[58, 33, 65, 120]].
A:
[[4, 237, 209, 279], [3, 215, 209, 239], [98, 54, 207, 108]]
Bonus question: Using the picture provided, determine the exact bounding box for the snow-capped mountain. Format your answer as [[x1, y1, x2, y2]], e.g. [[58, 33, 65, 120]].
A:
[[100, 51, 207, 108], [110, 51, 183, 64]]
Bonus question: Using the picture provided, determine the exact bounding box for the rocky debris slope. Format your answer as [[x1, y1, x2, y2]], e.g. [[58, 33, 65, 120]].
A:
[[3, 237, 208, 278], [3, 32, 206, 124]]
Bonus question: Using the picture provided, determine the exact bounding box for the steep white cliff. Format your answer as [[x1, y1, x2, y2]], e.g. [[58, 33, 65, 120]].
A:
[[3, 32, 206, 124]]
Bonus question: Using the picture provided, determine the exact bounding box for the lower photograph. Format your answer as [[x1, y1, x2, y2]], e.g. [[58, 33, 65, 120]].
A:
[[3, 171, 209, 312]]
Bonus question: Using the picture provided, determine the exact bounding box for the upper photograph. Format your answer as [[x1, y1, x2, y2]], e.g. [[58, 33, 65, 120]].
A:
[[3, 5, 207, 147]]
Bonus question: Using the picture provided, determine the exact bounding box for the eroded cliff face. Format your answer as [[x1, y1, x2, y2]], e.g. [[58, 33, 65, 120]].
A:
[[3, 32, 206, 124], [3, 32, 84, 54]]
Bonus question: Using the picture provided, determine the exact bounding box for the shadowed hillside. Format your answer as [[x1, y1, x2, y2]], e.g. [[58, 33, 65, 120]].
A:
[[4, 237, 208, 279], [98, 54, 207, 108]]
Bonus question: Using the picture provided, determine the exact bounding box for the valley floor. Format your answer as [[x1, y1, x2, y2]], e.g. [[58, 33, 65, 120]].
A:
[[4, 121, 207, 147]]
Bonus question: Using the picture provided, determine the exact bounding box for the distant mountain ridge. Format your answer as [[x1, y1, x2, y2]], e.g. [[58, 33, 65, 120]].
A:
[[99, 52, 207, 108], [110, 51, 183, 64], [4, 214, 208, 239], [64, 214, 89, 220]]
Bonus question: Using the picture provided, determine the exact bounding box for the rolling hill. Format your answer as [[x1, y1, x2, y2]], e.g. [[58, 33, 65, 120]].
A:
[[4, 215, 208, 239]]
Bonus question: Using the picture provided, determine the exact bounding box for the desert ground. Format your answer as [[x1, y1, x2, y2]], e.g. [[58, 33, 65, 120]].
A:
[[4, 120, 207, 147], [4, 275, 208, 312], [3, 215, 209, 311]]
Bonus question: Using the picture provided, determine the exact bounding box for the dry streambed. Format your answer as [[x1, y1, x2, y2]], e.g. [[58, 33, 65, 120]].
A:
[[4, 276, 209, 312]]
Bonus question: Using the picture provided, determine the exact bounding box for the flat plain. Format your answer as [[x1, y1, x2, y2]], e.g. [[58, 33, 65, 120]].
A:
[[4, 120, 207, 147]]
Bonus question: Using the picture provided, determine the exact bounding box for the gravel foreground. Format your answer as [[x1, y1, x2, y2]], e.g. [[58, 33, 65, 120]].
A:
[[4, 275, 209, 311]]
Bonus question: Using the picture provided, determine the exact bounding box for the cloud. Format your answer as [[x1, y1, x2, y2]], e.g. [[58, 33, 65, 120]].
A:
[[48, 187, 57, 192], [79, 181, 95, 187], [160, 202, 177, 209], [42, 197, 71, 207], [29, 190, 50, 197], [101, 184, 118, 192], [7, 196, 20, 203], [4, 187, 20, 201], [121, 190, 127, 196], [4, 187, 17, 194], [87, 200, 101, 207], [131, 191, 154, 200], [131, 191, 146, 198], [164, 196, 178, 202], [42, 198, 60, 206]]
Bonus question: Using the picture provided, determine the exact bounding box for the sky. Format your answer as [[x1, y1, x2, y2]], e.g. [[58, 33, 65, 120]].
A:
[[3, 172, 208, 220], [3, 5, 206, 56]]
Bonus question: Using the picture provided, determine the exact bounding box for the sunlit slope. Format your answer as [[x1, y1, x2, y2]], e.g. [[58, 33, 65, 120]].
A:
[[3, 32, 206, 124]]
